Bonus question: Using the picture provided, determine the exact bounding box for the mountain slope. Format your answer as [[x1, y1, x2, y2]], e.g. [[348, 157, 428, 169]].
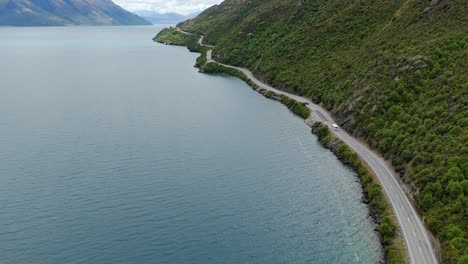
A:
[[133, 10, 200, 25], [0, 0, 150, 26], [177, 0, 467, 263], [134, 11, 185, 25]]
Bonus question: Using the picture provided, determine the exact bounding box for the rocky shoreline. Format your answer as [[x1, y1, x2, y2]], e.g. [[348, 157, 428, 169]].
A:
[[154, 30, 408, 264], [201, 62, 407, 264], [201, 60, 406, 264]]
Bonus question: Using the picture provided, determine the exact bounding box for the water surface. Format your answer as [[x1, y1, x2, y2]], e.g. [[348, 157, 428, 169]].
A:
[[0, 26, 382, 264]]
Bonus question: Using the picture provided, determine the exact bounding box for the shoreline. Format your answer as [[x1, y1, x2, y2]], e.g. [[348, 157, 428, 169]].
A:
[[153, 27, 440, 264], [202, 61, 406, 264]]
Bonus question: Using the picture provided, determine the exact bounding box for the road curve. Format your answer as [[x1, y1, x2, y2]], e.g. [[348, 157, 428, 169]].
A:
[[178, 29, 438, 264]]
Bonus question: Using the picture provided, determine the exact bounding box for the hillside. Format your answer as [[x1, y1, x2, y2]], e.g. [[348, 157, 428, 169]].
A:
[[0, 0, 150, 26], [133, 11, 185, 25], [173, 0, 467, 263], [133, 10, 199, 25]]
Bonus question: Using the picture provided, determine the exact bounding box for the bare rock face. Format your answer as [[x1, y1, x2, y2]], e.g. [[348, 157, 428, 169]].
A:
[[0, 0, 151, 26]]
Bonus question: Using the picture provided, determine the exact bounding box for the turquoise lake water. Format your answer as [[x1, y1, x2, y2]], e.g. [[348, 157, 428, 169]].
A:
[[0, 26, 382, 263]]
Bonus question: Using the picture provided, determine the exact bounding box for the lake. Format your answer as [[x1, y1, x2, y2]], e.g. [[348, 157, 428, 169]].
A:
[[0, 26, 382, 263]]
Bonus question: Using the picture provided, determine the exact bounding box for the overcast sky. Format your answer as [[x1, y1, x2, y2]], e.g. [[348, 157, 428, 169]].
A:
[[113, 0, 222, 15]]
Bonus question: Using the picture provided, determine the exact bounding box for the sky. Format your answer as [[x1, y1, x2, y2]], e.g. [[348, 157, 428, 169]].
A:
[[113, 0, 222, 15]]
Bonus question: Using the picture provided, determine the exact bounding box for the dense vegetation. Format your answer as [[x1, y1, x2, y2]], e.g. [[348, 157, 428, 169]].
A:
[[153, 28, 201, 52], [177, 0, 467, 262], [263, 90, 311, 119], [202, 62, 248, 80]]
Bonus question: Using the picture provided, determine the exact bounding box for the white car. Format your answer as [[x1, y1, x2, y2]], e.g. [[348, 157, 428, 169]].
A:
[[332, 124, 339, 131]]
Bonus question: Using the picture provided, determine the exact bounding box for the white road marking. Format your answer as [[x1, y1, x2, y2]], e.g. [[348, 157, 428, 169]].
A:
[[172, 28, 439, 264]]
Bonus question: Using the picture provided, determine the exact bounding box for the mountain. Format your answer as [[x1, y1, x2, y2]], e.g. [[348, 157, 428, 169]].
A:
[[0, 0, 151, 26], [133, 10, 200, 25], [173, 0, 467, 263]]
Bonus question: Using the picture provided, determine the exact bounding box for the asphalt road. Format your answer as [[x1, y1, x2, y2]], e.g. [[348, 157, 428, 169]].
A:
[[179, 30, 438, 264]]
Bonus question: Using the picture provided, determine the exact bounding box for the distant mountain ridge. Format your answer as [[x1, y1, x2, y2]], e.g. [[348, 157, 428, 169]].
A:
[[134, 10, 200, 25], [0, 0, 151, 26]]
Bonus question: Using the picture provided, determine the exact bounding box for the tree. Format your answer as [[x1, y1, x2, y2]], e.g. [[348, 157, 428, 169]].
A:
[[458, 255, 468, 264], [368, 184, 382, 200], [379, 217, 396, 244], [451, 200, 463, 214], [421, 193, 434, 211], [411, 154, 425, 166], [450, 237, 465, 251], [432, 182, 443, 200], [448, 126, 462, 137], [444, 167, 464, 182], [417, 169, 432, 184], [447, 181, 463, 199], [443, 224, 463, 240], [461, 180, 468, 195]]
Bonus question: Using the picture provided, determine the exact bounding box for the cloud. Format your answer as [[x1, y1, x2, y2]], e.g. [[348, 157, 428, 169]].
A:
[[113, 0, 222, 15]]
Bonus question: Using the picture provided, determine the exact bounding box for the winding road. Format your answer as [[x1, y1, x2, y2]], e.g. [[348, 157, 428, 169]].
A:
[[177, 28, 438, 264]]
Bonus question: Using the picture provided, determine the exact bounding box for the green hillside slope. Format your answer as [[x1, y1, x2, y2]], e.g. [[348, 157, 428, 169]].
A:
[[0, 0, 150, 26], [175, 0, 467, 262]]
